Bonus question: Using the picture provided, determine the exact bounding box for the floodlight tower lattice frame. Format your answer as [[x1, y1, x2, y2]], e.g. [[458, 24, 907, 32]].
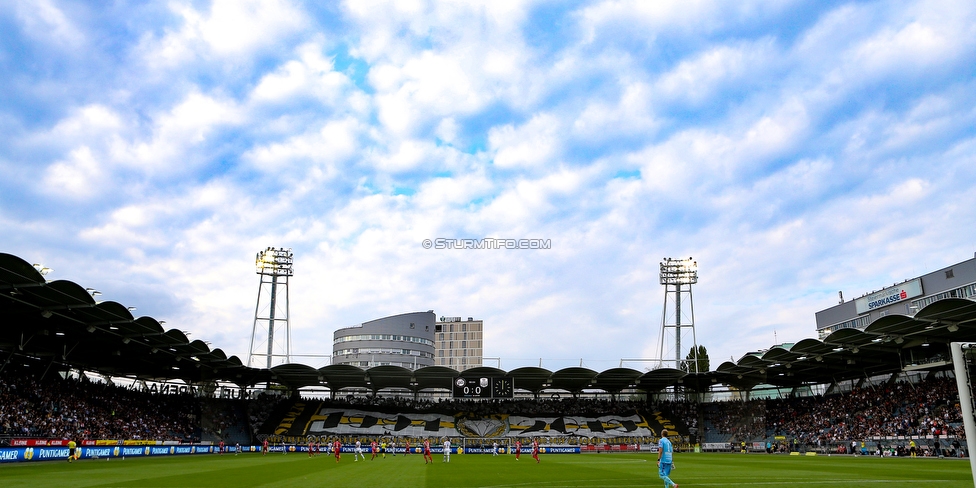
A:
[[248, 247, 293, 369], [657, 257, 699, 372]]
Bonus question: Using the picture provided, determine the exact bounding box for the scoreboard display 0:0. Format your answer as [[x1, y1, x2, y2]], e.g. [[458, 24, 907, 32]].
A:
[[453, 377, 492, 398]]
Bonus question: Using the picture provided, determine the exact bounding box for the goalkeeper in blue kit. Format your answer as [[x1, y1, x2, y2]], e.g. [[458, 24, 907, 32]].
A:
[[657, 429, 678, 488]]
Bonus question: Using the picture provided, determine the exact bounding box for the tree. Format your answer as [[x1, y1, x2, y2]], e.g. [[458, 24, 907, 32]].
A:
[[682, 345, 710, 373]]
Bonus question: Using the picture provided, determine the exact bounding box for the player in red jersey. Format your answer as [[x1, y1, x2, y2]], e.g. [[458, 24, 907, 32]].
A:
[[333, 439, 341, 463], [262, 438, 269, 455], [532, 438, 540, 463], [308, 439, 314, 458], [371, 440, 378, 460], [404, 439, 411, 455], [515, 439, 521, 460], [423, 438, 432, 464], [219, 440, 225, 455]]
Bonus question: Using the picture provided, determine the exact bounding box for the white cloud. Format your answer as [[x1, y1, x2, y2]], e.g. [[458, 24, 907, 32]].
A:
[[244, 116, 364, 174], [14, 0, 84, 47], [250, 42, 360, 107], [573, 81, 660, 141], [792, 1, 976, 104], [370, 51, 488, 136], [140, 0, 307, 67], [576, 0, 795, 43], [42, 146, 104, 199], [435, 117, 460, 144], [489, 113, 563, 169], [347, 0, 544, 136], [654, 39, 779, 106], [112, 92, 243, 173], [845, 5, 976, 79]]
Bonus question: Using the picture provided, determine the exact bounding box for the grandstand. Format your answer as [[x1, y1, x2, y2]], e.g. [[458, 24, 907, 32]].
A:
[[3, 250, 976, 472]]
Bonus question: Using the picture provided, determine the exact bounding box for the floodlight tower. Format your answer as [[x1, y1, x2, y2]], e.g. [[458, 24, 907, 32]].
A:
[[248, 247, 293, 369], [657, 257, 699, 372]]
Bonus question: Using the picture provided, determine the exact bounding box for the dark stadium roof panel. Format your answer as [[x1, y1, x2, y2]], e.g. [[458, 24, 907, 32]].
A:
[[459, 366, 507, 378], [0, 253, 46, 286], [549, 367, 598, 393], [7, 251, 976, 395], [593, 367, 643, 392], [914, 297, 976, 322], [637, 368, 687, 391], [506, 367, 552, 393], [365, 365, 413, 391], [270, 363, 320, 388]]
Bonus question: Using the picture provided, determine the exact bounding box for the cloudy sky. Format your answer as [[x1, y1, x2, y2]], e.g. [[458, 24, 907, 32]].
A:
[[2, 0, 975, 373]]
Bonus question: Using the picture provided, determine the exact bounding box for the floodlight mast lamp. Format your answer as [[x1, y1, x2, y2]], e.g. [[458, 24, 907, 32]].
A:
[[248, 247, 293, 369], [657, 257, 699, 372]]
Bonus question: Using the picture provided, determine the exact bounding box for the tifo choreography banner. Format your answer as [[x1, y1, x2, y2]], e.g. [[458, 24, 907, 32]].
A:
[[305, 408, 654, 438]]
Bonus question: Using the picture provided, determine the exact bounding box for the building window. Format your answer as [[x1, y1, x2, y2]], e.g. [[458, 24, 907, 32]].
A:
[[462, 323, 467, 332], [461, 341, 466, 348], [947, 269, 955, 279]]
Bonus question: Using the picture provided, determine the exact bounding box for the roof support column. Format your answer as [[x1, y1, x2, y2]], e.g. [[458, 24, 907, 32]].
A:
[[40, 356, 59, 381], [0, 348, 16, 374], [949, 342, 976, 483]]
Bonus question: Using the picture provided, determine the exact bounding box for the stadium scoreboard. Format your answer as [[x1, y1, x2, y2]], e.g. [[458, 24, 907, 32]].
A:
[[452, 377, 514, 398]]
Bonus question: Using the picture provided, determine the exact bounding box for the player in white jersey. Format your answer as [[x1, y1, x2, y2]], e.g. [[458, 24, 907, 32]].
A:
[[355, 440, 365, 461]]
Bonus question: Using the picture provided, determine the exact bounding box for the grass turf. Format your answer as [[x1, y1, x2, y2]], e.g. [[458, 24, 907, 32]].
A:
[[0, 451, 972, 487]]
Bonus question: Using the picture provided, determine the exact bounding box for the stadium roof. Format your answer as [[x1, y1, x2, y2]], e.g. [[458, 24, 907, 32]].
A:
[[5, 252, 976, 395]]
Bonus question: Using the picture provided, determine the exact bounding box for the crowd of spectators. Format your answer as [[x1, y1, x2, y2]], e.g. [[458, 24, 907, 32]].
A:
[[764, 376, 963, 444], [0, 373, 199, 442], [247, 392, 290, 437], [661, 400, 698, 433], [700, 376, 964, 446], [703, 400, 766, 442], [200, 398, 251, 444]]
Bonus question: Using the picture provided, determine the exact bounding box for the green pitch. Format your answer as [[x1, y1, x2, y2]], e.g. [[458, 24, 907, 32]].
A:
[[0, 452, 972, 487]]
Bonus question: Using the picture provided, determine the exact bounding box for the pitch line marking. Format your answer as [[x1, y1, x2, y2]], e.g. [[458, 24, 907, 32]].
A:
[[478, 480, 960, 488]]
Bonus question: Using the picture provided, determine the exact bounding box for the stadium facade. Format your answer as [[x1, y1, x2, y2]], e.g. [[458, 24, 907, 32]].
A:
[[434, 315, 484, 371], [332, 311, 436, 370], [816, 253, 976, 338]]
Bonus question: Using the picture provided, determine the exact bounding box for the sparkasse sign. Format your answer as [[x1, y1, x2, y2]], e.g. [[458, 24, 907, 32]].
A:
[[854, 278, 923, 314]]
